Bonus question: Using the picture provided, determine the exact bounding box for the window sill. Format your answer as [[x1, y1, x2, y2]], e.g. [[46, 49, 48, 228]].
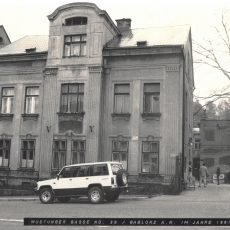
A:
[[111, 113, 131, 121], [0, 114, 14, 121], [0, 167, 10, 171], [57, 112, 85, 121], [22, 114, 39, 121], [141, 113, 161, 120], [18, 167, 35, 172]]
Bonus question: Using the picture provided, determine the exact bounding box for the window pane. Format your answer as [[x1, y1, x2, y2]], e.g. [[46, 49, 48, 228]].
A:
[[2, 88, 14, 96], [115, 84, 129, 94], [69, 95, 78, 112], [60, 95, 68, 113], [61, 84, 68, 93], [112, 152, 119, 161], [72, 36, 81, 42], [64, 44, 71, 56], [26, 87, 39, 96], [81, 35, 87, 41], [65, 36, 71, 43], [144, 83, 160, 93], [81, 43, 86, 56], [71, 43, 80, 56], [72, 152, 78, 164]]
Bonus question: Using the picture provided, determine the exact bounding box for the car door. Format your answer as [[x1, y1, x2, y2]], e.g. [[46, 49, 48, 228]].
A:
[[70, 165, 91, 195], [52, 166, 75, 196]]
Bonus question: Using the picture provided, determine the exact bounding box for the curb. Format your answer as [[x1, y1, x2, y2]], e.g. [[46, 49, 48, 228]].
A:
[[0, 195, 157, 201]]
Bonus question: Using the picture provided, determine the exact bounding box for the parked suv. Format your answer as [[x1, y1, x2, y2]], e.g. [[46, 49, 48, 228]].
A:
[[34, 161, 128, 204]]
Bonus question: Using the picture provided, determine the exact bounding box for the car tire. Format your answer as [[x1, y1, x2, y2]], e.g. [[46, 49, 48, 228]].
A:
[[88, 187, 104, 204], [57, 197, 71, 203], [116, 169, 128, 186], [39, 187, 54, 204], [105, 193, 119, 202]]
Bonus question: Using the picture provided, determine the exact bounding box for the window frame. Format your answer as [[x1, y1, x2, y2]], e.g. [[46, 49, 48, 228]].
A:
[[112, 140, 129, 170], [143, 83, 160, 114], [24, 86, 39, 114], [113, 84, 130, 114], [60, 83, 84, 114], [141, 141, 159, 174], [20, 139, 35, 169], [1, 87, 14, 114], [52, 140, 67, 170], [63, 34, 87, 57], [0, 139, 11, 167], [71, 140, 86, 164], [65, 17, 88, 26]]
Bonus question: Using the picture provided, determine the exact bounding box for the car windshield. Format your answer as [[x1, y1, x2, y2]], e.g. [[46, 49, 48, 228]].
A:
[[111, 163, 123, 175]]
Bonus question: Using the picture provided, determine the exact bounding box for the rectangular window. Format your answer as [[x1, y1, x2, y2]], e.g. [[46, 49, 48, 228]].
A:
[[142, 141, 159, 173], [1, 87, 14, 114], [195, 139, 200, 150], [0, 139, 10, 167], [114, 84, 130, 114], [60, 83, 84, 113], [52, 140, 67, 170], [21, 140, 35, 168], [71, 140, 85, 164], [25, 87, 39, 114], [143, 83, 160, 113], [64, 34, 86, 57], [112, 140, 128, 170]]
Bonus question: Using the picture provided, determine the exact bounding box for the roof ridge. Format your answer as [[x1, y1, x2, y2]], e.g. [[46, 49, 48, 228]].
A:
[[131, 24, 190, 30]]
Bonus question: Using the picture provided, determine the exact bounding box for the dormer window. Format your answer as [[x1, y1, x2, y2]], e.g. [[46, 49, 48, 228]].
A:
[[65, 17, 87, 26], [64, 34, 86, 57]]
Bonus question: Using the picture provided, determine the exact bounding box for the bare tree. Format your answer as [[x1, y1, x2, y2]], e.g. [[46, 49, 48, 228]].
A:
[[193, 11, 230, 81]]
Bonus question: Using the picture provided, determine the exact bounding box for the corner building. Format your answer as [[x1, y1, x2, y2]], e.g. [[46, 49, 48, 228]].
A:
[[0, 3, 194, 193]]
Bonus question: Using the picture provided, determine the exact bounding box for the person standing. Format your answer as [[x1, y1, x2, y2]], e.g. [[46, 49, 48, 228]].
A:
[[199, 163, 208, 187], [216, 167, 220, 185]]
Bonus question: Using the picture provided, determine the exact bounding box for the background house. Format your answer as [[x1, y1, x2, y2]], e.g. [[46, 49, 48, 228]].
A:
[[0, 2, 194, 194], [199, 119, 230, 178]]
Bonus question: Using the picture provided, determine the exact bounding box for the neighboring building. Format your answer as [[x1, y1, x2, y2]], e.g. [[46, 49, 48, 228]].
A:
[[199, 119, 230, 177], [0, 25, 11, 48], [0, 3, 194, 193], [192, 127, 200, 180]]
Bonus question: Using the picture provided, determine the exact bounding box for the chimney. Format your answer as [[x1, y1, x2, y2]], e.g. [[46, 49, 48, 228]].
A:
[[115, 18, 131, 33]]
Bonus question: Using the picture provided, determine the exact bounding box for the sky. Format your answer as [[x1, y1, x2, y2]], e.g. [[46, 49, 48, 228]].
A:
[[1, 0, 230, 102]]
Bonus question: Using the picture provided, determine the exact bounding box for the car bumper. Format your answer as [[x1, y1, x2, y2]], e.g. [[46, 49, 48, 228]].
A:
[[103, 185, 128, 194]]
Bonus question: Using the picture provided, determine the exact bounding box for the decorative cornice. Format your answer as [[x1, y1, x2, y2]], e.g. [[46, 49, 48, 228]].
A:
[[21, 114, 39, 121], [165, 65, 180, 72], [88, 66, 103, 73], [43, 67, 58, 76]]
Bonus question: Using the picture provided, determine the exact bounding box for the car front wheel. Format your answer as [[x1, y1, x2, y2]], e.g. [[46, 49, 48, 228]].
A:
[[88, 187, 104, 204], [39, 188, 54, 204]]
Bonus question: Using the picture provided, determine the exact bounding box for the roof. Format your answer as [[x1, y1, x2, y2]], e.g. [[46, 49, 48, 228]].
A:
[[0, 35, 49, 55], [0, 25, 11, 44], [106, 25, 191, 48]]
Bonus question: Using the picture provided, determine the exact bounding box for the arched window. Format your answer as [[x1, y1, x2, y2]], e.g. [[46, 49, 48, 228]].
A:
[[65, 17, 87, 26]]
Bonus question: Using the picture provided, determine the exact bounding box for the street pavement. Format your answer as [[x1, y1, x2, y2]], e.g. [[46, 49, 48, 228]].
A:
[[0, 183, 230, 230]]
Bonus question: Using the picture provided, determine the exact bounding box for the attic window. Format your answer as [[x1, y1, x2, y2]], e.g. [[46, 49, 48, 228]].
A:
[[137, 41, 147, 46], [0, 37, 3, 43], [25, 48, 36, 53], [65, 17, 88, 26]]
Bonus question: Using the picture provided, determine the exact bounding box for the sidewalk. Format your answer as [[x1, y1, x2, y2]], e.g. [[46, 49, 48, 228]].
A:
[[1, 183, 229, 201]]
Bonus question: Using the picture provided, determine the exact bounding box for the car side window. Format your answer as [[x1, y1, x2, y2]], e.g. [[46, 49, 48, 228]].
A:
[[76, 165, 90, 177], [59, 167, 73, 178], [92, 164, 109, 176]]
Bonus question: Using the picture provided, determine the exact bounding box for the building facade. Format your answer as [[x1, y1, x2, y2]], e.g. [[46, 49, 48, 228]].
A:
[[0, 3, 194, 192], [199, 119, 230, 177]]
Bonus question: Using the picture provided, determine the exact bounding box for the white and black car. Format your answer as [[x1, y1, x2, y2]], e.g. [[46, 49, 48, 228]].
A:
[[34, 161, 128, 204]]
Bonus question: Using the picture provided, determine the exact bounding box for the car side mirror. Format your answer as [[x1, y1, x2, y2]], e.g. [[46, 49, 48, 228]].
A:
[[56, 174, 59, 180]]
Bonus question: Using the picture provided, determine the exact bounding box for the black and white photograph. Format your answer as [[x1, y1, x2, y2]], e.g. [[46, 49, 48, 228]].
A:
[[0, 0, 230, 229]]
